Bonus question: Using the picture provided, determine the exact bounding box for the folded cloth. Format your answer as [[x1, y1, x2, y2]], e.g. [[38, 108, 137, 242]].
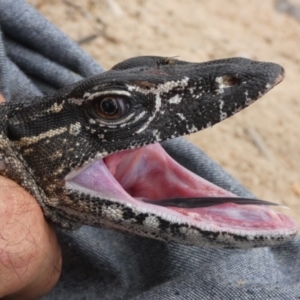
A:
[[0, 1, 299, 299]]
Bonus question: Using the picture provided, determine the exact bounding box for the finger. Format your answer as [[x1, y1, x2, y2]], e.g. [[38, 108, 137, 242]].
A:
[[0, 94, 5, 103], [0, 176, 61, 299]]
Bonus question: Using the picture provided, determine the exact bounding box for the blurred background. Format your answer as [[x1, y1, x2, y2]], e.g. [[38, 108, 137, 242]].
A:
[[28, 0, 300, 223]]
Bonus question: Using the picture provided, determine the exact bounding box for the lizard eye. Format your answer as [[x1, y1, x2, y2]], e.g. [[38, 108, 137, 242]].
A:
[[94, 96, 129, 120]]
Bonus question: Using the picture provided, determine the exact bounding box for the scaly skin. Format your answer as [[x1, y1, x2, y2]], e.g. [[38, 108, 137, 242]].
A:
[[0, 56, 297, 248]]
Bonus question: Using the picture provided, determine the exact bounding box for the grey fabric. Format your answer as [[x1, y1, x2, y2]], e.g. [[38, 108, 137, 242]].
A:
[[0, 1, 299, 299]]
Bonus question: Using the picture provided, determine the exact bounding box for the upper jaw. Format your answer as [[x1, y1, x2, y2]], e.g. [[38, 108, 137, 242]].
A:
[[65, 142, 298, 248]]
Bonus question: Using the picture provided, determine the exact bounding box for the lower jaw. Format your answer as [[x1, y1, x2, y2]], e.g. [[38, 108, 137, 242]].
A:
[[64, 143, 298, 245]]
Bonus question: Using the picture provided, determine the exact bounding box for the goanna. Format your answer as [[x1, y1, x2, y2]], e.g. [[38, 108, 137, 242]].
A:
[[0, 56, 297, 248]]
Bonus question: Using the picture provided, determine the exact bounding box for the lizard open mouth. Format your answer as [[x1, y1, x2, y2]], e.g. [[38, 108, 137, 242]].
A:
[[66, 142, 297, 238], [7, 55, 297, 247]]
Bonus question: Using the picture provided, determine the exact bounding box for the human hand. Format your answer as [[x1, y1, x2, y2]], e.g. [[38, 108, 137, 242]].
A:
[[0, 94, 61, 299]]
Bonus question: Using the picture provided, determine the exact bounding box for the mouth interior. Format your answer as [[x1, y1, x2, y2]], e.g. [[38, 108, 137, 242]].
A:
[[66, 143, 297, 233]]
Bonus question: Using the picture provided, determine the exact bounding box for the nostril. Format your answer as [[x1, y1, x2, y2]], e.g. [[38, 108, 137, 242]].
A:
[[219, 74, 240, 87], [213, 74, 241, 95], [221, 75, 240, 86]]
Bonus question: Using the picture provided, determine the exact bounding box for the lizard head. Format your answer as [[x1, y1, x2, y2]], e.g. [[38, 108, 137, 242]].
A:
[[6, 56, 298, 248]]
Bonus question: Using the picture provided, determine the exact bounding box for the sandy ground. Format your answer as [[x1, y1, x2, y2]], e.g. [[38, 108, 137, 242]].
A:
[[28, 0, 300, 223]]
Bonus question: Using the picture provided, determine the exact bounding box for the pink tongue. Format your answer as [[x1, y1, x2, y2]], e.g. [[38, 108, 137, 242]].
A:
[[104, 144, 234, 200]]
